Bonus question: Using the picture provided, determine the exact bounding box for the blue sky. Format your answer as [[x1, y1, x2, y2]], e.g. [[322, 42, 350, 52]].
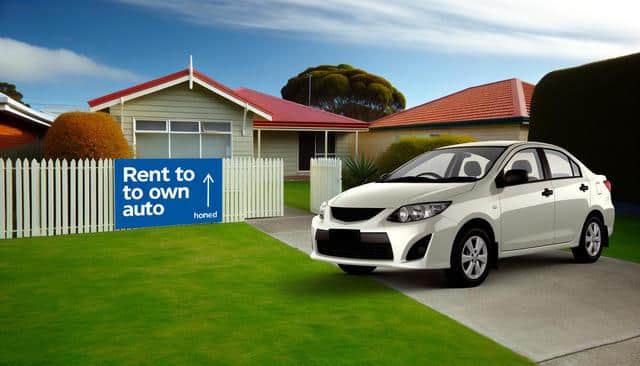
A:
[[1, 0, 638, 114]]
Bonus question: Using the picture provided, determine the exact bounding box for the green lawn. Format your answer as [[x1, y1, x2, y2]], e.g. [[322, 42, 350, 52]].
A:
[[0, 224, 532, 365], [284, 181, 310, 212], [604, 215, 640, 263]]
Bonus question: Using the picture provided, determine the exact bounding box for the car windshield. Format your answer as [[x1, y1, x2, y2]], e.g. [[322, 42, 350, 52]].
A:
[[382, 147, 506, 183]]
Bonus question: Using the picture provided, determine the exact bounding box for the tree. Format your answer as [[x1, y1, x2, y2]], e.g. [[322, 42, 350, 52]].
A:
[[44, 112, 132, 159], [281, 64, 405, 121], [0, 82, 29, 106]]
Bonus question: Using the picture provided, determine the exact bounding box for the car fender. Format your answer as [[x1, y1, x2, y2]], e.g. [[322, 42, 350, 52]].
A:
[[441, 193, 501, 245]]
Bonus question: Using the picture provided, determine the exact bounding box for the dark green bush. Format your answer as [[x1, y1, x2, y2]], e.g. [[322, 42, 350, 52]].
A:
[[343, 155, 379, 189], [376, 135, 475, 174], [529, 52, 640, 203]]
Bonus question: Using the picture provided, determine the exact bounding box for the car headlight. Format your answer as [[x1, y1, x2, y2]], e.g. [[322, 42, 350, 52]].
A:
[[387, 202, 450, 223], [318, 201, 327, 219]]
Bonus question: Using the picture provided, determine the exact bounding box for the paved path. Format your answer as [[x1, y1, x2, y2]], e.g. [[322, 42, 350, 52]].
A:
[[248, 212, 640, 365]]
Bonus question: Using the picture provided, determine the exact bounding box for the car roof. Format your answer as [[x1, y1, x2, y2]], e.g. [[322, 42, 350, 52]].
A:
[[439, 140, 524, 148]]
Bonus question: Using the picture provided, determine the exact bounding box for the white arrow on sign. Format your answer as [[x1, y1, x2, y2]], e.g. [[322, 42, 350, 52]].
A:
[[202, 173, 215, 208]]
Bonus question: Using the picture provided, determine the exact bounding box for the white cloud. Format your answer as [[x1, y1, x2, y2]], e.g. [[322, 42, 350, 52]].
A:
[[0, 38, 139, 82], [117, 0, 640, 60]]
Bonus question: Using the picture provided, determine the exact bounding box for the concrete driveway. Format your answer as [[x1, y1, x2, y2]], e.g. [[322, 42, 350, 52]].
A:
[[248, 212, 640, 365]]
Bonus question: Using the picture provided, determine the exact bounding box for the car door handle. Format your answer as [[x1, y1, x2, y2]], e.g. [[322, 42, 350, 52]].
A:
[[542, 188, 554, 197], [580, 184, 589, 191]]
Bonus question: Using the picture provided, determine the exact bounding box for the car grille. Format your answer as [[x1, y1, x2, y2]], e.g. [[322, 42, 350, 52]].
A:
[[331, 207, 384, 222], [315, 229, 393, 260]]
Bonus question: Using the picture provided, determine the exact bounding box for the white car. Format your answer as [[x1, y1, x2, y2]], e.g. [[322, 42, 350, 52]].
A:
[[310, 141, 615, 287]]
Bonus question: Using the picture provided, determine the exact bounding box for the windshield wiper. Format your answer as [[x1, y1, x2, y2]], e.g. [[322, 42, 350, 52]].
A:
[[436, 176, 479, 182], [383, 176, 437, 183]]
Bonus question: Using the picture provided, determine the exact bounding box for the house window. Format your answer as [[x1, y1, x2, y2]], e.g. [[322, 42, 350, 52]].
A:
[[134, 120, 231, 158], [202, 122, 232, 158]]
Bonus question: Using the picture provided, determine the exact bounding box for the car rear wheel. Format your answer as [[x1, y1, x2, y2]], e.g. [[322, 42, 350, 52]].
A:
[[572, 216, 604, 263], [338, 264, 376, 275], [447, 228, 491, 287]]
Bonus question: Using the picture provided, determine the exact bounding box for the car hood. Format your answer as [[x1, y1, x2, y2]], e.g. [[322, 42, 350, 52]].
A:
[[329, 182, 475, 208]]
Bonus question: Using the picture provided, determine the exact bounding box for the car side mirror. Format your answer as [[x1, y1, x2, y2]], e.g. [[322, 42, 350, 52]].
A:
[[496, 169, 528, 188]]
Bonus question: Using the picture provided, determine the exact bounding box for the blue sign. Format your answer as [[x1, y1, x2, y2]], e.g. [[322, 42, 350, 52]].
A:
[[114, 159, 223, 229]]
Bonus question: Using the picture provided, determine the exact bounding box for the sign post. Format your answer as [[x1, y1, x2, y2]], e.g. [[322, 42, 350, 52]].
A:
[[114, 159, 223, 229]]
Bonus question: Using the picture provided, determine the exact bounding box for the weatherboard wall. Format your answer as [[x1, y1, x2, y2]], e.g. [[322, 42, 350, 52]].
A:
[[335, 134, 352, 159], [253, 131, 299, 176], [107, 83, 256, 158]]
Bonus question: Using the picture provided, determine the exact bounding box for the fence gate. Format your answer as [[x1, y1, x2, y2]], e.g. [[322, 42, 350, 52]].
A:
[[309, 158, 342, 214], [222, 157, 284, 222]]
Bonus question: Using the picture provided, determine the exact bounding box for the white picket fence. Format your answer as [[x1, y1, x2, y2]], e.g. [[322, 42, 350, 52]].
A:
[[0, 157, 283, 239], [222, 157, 284, 222], [0, 158, 114, 239], [310, 158, 342, 214]]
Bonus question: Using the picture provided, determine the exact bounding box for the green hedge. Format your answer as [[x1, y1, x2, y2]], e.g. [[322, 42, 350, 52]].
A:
[[376, 134, 475, 174], [529, 52, 640, 203]]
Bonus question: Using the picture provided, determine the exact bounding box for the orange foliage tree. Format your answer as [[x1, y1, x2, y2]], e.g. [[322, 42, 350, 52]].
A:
[[43, 112, 132, 160]]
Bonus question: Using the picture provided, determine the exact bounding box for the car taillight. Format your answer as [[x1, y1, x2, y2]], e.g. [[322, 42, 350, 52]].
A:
[[603, 180, 612, 192]]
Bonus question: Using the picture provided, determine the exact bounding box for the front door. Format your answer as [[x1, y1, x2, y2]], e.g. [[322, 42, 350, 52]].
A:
[[499, 148, 555, 251], [298, 132, 336, 171], [298, 132, 315, 171]]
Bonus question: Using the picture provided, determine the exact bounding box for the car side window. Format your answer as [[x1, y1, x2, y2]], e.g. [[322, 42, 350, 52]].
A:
[[503, 148, 544, 182], [544, 149, 576, 178], [570, 159, 581, 177]]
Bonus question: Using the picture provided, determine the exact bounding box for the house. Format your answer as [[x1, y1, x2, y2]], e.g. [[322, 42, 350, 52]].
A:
[[233, 88, 368, 175], [359, 78, 534, 158], [88, 67, 368, 177], [0, 92, 53, 149]]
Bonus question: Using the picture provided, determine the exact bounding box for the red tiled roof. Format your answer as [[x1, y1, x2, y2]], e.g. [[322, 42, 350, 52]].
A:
[[371, 78, 534, 129], [234, 88, 369, 130], [522, 81, 535, 116], [87, 69, 267, 118]]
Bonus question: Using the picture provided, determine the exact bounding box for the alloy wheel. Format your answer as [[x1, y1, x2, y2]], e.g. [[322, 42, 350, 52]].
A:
[[461, 235, 488, 280], [585, 221, 602, 257]]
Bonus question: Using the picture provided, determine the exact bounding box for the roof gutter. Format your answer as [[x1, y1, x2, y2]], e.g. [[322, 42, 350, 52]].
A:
[[252, 127, 369, 132], [0, 94, 53, 127]]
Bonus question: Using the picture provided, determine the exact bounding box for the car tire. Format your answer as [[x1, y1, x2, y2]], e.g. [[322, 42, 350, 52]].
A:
[[572, 216, 604, 263], [338, 264, 376, 275], [446, 227, 492, 287]]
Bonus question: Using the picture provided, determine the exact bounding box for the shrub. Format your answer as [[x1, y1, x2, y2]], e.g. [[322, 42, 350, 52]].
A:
[[43, 112, 132, 160], [343, 155, 379, 189], [376, 134, 475, 174]]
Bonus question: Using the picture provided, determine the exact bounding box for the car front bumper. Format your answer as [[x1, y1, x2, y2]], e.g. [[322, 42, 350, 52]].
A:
[[310, 208, 460, 269]]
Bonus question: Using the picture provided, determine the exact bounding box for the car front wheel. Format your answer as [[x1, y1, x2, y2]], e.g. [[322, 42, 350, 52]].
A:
[[338, 264, 376, 275], [447, 228, 491, 287], [572, 216, 604, 263]]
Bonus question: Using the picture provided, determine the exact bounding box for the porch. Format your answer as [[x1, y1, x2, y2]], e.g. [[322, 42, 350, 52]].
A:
[[253, 128, 366, 177]]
